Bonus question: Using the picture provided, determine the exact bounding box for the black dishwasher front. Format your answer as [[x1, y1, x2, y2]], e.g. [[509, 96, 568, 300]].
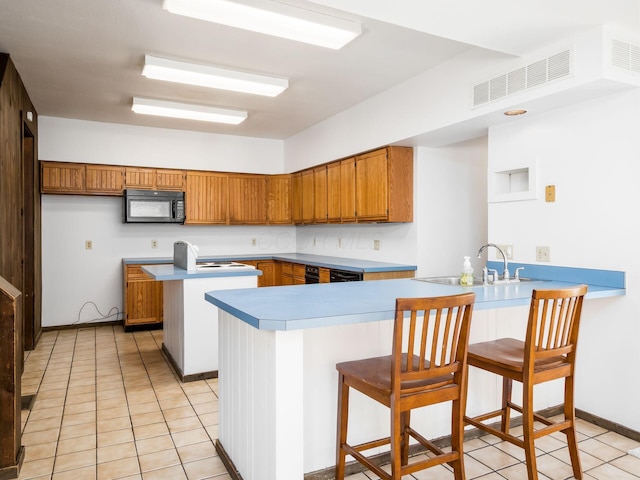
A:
[[329, 269, 363, 282]]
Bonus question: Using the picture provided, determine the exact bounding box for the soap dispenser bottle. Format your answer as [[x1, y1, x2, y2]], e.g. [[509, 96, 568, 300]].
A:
[[460, 256, 474, 286]]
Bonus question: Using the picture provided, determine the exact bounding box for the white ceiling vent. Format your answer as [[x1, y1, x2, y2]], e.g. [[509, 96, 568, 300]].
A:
[[611, 39, 640, 73], [473, 50, 572, 107]]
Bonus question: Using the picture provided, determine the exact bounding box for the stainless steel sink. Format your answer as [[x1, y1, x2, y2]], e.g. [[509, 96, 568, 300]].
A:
[[413, 276, 546, 286]]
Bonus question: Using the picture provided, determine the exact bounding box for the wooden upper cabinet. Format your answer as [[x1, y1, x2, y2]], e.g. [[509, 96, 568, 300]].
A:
[[156, 169, 185, 191], [313, 165, 327, 223], [326, 161, 342, 223], [339, 157, 356, 223], [300, 169, 314, 224], [185, 171, 229, 224], [41, 161, 85, 194], [85, 165, 124, 195], [355, 149, 388, 221], [228, 174, 267, 224], [355, 146, 413, 223], [124, 167, 155, 189], [291, 173, 302, 225], [125, 167, 185, 191], [40, 145, 412, 224], [267, 175, 292, 224]]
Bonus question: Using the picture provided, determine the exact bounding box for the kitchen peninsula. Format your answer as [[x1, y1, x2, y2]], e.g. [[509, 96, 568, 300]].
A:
[[204, 264, 624, 480]]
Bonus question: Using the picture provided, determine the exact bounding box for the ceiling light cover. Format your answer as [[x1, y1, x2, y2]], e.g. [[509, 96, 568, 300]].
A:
[[132, 97, 247, 124], [163, 0, 361, 50], [142, 55, 288, 97], [504, 109, 527, 116]]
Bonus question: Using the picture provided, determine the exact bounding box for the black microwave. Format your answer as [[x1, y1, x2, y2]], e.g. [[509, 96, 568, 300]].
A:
[[123, 189, 185, 223]]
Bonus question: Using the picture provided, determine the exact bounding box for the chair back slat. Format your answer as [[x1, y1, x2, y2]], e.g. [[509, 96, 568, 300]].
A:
[[393, 293, 475, 393], [527, 285, 587, 365]]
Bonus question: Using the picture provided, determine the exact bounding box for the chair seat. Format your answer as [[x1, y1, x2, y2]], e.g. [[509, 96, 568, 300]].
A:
[[468, 338, 570, 374], [338, 353, 455, 395]]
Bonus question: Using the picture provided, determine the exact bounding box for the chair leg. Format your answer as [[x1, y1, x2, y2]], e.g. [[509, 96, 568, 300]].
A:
[[450, 398, 466, 480], [564, 375, 583, 479], [390, 405, 402, 478], [501, 376, 513, 434], [335, 374, 349, 480], [522, 380, 539, 480], [400, 410, 410, 466]]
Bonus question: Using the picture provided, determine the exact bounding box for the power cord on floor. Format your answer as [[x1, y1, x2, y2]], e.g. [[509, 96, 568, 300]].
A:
[[74, 301, 122, 325]]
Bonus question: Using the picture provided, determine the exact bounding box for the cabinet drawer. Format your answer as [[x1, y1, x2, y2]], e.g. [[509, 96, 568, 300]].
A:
[[281, 263, 293, 275], [126, 265, 152, 281]]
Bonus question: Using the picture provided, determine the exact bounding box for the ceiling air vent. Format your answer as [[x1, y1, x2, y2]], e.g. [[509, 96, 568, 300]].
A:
[[472, 49, 572, 107], [611, 39, 640, 73]]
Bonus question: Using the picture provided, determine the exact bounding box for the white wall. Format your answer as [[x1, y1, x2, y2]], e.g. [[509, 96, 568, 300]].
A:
[[39, 117, 285, 173], [295, 138, 488, 276], [39, 118, 294, 327], [487, 88, 640, 431]]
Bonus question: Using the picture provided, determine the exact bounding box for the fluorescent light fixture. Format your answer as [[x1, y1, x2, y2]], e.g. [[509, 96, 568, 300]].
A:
[[142, 55, 288, 97], [132, 97, 247, 124], [163, 0, 361, 50]]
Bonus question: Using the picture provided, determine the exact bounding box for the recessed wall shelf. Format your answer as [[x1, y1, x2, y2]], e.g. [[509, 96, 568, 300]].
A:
[[488, 159, 538, 203]]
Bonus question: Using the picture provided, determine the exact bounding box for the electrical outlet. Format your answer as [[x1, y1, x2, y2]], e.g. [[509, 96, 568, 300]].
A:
[[251, 238, 257, 246], [85, 240, 92, 250], [497, 244, 513, 260], [337, 237, 342, 248], [151, 239, 158, 249], [373, 239, 380, 251], [536, 246, 550, 262]]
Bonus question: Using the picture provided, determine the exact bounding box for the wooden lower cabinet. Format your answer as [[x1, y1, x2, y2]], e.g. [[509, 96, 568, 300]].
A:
[[319, 267, 330, 283], [123, 264, 163, 328], [239, 260, 278, 287], [280, 262, 294, 285], [293, 264, 306, 285]]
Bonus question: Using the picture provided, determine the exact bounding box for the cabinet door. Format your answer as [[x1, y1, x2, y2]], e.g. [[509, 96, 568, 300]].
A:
[[185, 171, 229, 224], [291, 173, 303, 224], [300, 169, 314, 224], [257, 261, 277, 287], [125, 167, 155, 189], [267, 175, 292, 224], [319, 267, 331, 283], [280, 262, 294, 285], [85, 165, 124, 195], [313, 166, 327, 223], [326, 161, 342, 222], [41, 161, 85, 194], [293, 264, 306, 285], [124, 265, 163, 327], [340, 157, 356, 223], [156, 169, 186, 191], [355, 149, 388, 221], [229, 174, 267, 224]]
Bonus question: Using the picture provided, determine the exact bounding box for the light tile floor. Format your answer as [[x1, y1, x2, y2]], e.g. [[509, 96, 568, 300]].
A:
[[17, 325, 640, 480]]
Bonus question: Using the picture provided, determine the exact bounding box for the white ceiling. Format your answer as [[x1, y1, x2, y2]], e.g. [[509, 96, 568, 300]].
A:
[[0, 0, 638, 140]]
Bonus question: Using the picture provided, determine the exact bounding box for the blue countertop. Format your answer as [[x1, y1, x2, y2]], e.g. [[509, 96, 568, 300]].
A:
[[143, 264, 262, 281], [124, 253, 416, 273], [205, 264, 625, 331]]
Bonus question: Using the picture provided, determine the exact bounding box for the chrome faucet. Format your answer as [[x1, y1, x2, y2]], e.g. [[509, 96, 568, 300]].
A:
[[477, 243, 510, 283]]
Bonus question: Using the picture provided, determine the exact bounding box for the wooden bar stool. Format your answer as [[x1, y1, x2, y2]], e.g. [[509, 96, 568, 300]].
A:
[[335, 293, 476, 480], [464, 285, 588, 480]]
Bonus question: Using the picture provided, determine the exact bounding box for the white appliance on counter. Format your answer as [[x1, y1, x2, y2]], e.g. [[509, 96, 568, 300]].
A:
[[173, 240, 199, 271]]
